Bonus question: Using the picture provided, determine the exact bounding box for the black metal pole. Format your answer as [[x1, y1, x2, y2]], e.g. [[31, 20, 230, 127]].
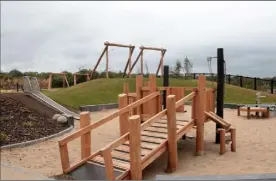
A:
[[228, 74, 231, 84], [271, 79, 274, 94], [163, 65, 169, 109], [216, 48, 225, 144], [16, 83, 19, 92], [240, 76, 243, 87], [254, 77, 257, 90]]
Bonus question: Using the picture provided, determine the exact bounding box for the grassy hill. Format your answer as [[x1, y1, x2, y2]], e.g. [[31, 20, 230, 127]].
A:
[[42, 78, 276, 109]]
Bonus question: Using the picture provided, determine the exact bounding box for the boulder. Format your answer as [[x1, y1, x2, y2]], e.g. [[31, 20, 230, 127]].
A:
[[53, 114, 61, 120], [57, 115, 68, 124]]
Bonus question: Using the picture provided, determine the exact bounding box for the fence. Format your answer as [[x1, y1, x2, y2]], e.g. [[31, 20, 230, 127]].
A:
[[177, 73, 275, 95]]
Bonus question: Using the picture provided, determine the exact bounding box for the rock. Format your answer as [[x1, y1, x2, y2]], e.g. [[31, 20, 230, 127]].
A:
[[57, 116, 68, 124], [53, 114, 61, 120]]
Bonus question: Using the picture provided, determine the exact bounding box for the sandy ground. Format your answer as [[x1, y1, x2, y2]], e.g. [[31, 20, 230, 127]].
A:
[[1, 106, 276, 180]]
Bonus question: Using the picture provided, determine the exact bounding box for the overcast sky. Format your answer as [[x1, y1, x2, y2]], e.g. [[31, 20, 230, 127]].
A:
[[1, 1, 276, 77]]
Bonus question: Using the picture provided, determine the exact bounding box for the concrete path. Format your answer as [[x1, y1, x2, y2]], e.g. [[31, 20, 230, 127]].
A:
[[1, 162, 53, 180]]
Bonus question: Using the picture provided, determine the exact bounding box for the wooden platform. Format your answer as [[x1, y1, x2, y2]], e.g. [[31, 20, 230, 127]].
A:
[[237, 106, 270, 119], [68, 118, 195, 180]]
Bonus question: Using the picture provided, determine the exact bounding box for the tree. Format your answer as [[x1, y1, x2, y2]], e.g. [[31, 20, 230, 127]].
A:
[[8, 69, 23, 77], [183, 56, 193, 77], [170, 59, 182, 78]]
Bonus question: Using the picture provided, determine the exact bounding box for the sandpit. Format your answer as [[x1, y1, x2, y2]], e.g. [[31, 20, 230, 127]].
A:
[[1, 106, 276, 180]]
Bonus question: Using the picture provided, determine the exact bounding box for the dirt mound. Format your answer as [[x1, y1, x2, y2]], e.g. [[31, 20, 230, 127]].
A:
[[0, 94, 69, 146]]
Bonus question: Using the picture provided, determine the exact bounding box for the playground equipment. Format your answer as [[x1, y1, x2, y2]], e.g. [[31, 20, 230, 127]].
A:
[[48, 73, 69, 90], [127, 46, 166, 78], [73, 72, 90, 86], [90, 42, 135, 79], [23, 76, 79, 119], [58, 74, 236, 180]]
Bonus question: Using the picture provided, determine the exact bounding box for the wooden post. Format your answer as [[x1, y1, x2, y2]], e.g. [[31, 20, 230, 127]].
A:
[[240, 76, 243, 87], [136, 75, 143, 115], [80, 112, 91, 159], [140, 49, 144, 76], [48, 73, 52, 90], [230, 128, 236, 152], [219, 128, 226, 154], [149, 74, 157, 116], [191, 92, 197, 120], [196, 75, 206, 156], [166, 95, 177, 173], [254, 77, 257, 90], [102, 149, 115, 180], [129, 47, 132, 74], [74, 74, 77, 85], [106, 46, 109, 78], [119, 94, 128, 136], [237, 106, 240, 116], [123, 83, 129, 94], [129, 115, 142, 180], [59, 143, 70, 172], [247, 107, 250, 119]]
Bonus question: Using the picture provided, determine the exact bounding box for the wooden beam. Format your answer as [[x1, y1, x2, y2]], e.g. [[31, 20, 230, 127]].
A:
[[129, 115, 142, 180], [80, 112, 91, 159], [156, 50, 166, 77], [59, 143, 70, 172], [219, 128, 226, 154], [175, 91, 196, 109], [149, 74, 157, 116], [230, 128, 236, 152], [166, 95, 177, 173], [106, 46, 109, 78], [128, 50, 142, 77], [102, 149, 115, 180], [135, 75, 143, 115], [90, 46, 107, 79], [104, 41, 135, 48], [140, 49, 144, 75], [196, 75, 206, 156], [123, 47, 135, 78], [119, 94, 129, 136], [140, 46, 166, 51]]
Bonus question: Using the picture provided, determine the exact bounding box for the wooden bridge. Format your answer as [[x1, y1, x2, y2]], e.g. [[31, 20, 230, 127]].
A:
[[58, 75, 236, 180]]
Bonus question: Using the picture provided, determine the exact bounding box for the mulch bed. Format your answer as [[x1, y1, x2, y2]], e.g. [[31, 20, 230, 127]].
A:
[[0, 94, 70, 146]]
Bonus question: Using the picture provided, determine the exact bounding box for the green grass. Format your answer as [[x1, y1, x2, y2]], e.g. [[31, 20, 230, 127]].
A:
[[42, 78, 276, 109]]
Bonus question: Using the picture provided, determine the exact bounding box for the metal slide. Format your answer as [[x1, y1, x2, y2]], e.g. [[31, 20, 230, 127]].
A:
[[23, 76, 80, 120]]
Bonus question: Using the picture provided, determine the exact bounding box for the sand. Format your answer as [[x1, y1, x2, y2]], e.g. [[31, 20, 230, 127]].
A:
[[1, 106, 276, 180]]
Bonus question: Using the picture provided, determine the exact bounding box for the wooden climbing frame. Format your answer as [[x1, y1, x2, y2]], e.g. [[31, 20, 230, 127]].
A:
[[127, 46, 166, 78], [90, 41, 135, 79], [48, 73, 69, 90], [57, 74, 235, 180], [73, 73, 90, 86]]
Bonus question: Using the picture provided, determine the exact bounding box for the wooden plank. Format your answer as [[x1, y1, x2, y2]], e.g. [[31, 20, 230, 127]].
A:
[[112, 151, 130, 162], [140, 46, 166, 51], [239, 107, 268, 112], [156, 119, 189, 126], [205, 112, 231, 128], [176, 120, 195, 140], [144, 126, 167, 133], [140, 109, 167, 130], [59, 143, 70, 172], [124, 141, 158, 150], [119, 94, 129, 136], [91, 155, 129, 170], [141, 136, 166, 144], [141, 130, 167, 139], [151, 122, 182, 130], [104, 41, 134, 48], [115, 145, 151, 156]]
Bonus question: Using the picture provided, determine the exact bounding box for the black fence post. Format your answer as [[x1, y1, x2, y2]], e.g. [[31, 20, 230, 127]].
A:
[[193, 73, 196, 80], [239, 76, 243, 87], [216, 48, 225, 144], [163, 65, 169, 109], [228, 74, 231, 84], [271, 79, 274, 94], [254, 77, 257, 90], [16, 83, 19, 92]]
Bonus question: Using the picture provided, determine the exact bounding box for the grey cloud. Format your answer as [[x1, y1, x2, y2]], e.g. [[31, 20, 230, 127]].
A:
[[1, 1, 276, 78]]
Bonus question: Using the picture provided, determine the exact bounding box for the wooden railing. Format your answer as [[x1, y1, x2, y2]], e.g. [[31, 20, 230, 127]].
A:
[[58, 91, 160, 173]]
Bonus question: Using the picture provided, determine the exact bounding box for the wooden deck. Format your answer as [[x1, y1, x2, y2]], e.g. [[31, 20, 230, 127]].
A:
[[72, 118, 195, 180]]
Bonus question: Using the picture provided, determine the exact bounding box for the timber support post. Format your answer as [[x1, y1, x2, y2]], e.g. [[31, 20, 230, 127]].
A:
[[118, 94, 128, 136], [80, 112, 91, 159], [166, 95, 177, 173], [129, 115, 142, 180], [196, 75, 206, 156], [163, 65, 169, 109]]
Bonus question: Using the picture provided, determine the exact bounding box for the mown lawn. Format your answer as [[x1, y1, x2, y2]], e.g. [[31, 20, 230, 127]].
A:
[[42, 78, 276, 109]]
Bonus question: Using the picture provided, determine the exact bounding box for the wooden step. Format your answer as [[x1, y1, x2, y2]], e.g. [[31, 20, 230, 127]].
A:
[[123, 141, 158, 150], [144, 126, 167, 133], [111, 151, 130, 162], [156, 119, 189, 126], [205, 111, 231, 128], [114, 145, 151, 156], [141, 135, 166, 144], [151, 122, 182, 129], [90, 155, 129, 171], [141, 130, 167, 139]]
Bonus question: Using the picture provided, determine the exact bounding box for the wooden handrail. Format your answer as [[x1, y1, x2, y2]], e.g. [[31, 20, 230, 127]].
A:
[[175, 92, 196, 109], [59, 92, 160, 145]]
